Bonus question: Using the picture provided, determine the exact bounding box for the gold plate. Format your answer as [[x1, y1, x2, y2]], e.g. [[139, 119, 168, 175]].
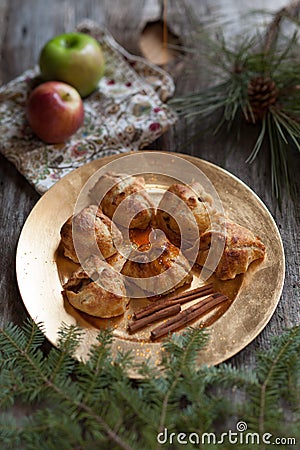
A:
[[16, 152, 285, 372]]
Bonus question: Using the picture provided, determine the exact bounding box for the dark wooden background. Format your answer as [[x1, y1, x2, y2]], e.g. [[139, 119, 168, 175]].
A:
[[0, 0, 299, 375]]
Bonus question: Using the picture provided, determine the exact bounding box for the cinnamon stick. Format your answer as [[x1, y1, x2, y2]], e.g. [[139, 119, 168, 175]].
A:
[[128, 304, 181, 333], [133, 283, 214, 320], [164, 282, 214, 303], [150, 293, 229, 341]]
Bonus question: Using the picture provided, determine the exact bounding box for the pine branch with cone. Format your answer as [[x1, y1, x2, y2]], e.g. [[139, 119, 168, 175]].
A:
[[246, 76, 279, 123], [170, 1, 300, 205]]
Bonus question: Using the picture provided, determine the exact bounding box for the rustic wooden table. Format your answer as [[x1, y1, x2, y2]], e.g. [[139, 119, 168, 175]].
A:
[[0, 0, 299, 376]]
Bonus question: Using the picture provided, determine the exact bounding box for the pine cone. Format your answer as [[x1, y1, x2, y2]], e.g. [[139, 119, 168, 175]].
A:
[[246, 76, 278, 123]]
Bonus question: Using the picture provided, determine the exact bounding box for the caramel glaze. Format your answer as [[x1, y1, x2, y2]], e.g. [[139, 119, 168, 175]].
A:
[[129, 225, 151, 247]]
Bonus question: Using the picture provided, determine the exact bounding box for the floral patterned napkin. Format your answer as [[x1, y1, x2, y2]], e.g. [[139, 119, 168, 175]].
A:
[[0, 20, 177, 194]]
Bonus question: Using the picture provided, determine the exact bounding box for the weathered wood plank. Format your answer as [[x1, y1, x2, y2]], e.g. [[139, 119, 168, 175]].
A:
[[0, 155, 39, 328]]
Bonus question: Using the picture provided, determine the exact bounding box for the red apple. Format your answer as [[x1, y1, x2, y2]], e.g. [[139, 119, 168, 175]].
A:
[[26, 81, 84, 144]]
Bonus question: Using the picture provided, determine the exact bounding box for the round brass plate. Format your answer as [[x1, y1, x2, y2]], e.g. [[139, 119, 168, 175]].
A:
[[16, 152, 285, 374]]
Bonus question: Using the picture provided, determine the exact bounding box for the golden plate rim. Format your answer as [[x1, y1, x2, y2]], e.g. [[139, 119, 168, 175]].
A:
[[16, 151, 285, 373]]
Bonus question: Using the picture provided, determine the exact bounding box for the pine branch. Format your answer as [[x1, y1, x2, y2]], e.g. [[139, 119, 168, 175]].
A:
[[264, 0, 300, 53], [169, 5, 300, 206]]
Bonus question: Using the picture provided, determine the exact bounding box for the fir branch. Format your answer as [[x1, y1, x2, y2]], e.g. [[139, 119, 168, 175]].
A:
[[202, 363, 259, 389], [161, 326, 210, 372], [155, 328, 209, 448], [0, 321, 135, 450], [251, 327, 300, 438], [78, 335, 112, 407], [0, 320, 299, 449]]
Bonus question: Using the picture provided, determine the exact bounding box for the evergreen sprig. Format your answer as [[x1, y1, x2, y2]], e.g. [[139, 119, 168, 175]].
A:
[[0, 319, 299, 449], [170, 6, 300, 206]]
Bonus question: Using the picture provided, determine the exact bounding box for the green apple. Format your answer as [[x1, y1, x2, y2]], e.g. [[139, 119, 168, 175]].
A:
[[39, 32, 105, 97]]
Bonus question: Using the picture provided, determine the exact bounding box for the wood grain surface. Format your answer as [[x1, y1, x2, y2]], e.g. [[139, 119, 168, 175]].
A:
[[0, 0, 299, 378]]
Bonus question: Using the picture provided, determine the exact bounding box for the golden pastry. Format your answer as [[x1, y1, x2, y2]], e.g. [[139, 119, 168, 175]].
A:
[[197, 220, 266, 280], [121, 236, 193, 296], [90, 172, 154, 229], [60, 205, 122, 263], [63, 256, 129, 318], [156, 182, 214, 247]]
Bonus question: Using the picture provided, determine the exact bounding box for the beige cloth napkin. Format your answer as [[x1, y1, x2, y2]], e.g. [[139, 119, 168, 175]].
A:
[[0, 20, 177, 194]]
